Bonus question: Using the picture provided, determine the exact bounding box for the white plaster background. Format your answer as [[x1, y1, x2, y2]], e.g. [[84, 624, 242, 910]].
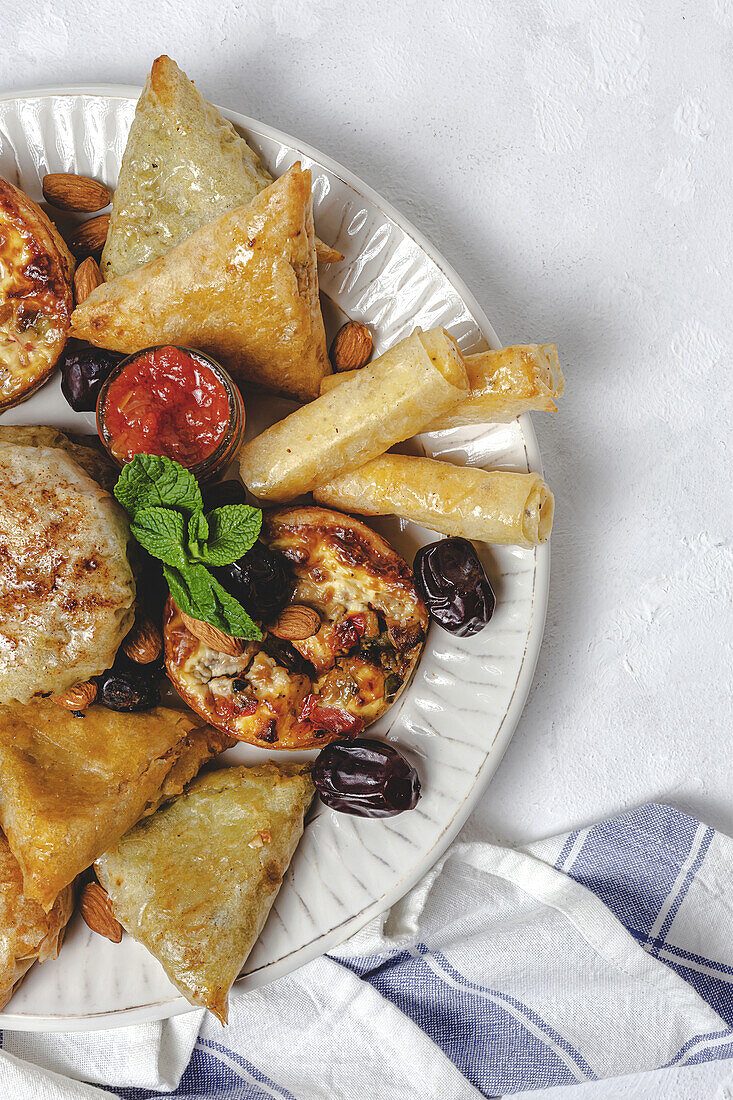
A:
[[2, 0, 733, 1095]]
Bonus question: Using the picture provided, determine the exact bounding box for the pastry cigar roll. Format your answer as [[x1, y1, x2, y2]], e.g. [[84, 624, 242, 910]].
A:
[[239, 328, 468, 502], [320, 344, 564, 429], [314, 455, 554, 547]]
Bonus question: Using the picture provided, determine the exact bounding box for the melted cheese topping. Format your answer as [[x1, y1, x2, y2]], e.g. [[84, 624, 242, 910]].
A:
[[0, 209, 71, 405], [165, 512, 427, 750]]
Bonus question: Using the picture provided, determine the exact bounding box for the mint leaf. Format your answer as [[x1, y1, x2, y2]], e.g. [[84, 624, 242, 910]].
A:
[[115, 455, 203, 517], [185, 563, 218, 618], [117, 456, 263, 643], [130, 507, 188, 570], [164, 563, 261, 640], [196, 505, 262, 566], [187, 512, 209, 558], [162, 565, 198, 619], [208, 572, 260, 638]]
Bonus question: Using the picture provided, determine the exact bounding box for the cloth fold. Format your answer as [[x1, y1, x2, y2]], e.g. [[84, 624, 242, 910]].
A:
[[3, 803, 733, 1098]]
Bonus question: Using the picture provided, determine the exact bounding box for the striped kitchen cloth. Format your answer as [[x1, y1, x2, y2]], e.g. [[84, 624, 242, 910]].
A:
[[3, 802, 733, 1098]]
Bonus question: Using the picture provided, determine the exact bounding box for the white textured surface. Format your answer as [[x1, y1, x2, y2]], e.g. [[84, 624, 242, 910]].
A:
[[1, 1, 732, 1095]]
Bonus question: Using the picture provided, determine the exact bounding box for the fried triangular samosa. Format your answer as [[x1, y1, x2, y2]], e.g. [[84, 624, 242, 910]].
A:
[[0, 830, 73, 1009], [71, 165, 329, 401], [0, 703, 233, 910], [95, 763, 314, 1023], [101, 55, 272, 281], [101, 56, 339, 280]]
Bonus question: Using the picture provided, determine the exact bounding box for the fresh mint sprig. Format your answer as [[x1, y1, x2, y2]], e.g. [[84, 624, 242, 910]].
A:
[[115, 455, 262, 640], [115, 454, 203, 516]]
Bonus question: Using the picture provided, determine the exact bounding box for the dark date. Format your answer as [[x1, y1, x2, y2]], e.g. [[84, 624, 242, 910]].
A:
[[313, 738, 421, 817], [96, 671, 160, 712], [60, 343, 124, 412], [214, 541, 294, 623], [414, 537, 495, 636], [95, 653, 161, 712]]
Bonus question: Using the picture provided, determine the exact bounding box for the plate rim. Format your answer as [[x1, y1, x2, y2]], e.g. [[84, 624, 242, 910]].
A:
[[0, 84, 550, 1031]]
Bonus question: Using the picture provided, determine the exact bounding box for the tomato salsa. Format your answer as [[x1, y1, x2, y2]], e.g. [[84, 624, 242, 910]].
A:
[[98, 345, 236, 468]]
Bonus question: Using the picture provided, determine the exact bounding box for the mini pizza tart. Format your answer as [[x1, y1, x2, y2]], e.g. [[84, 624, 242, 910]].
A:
[[164, 506, 428, 750], [0, 178, 74, 409]]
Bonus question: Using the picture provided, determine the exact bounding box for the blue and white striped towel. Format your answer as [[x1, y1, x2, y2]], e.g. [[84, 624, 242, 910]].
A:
[[3, 803, 733, 1098]]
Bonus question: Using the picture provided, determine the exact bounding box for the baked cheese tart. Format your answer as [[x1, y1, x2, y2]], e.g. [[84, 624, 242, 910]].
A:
[[0, 178, 74, 409], [164, 506, 428, 749]]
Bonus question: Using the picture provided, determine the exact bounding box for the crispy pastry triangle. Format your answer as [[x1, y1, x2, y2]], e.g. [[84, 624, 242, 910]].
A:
[[96, 763, 314, 1023], [101, 56, 339, 280], [0, 830, 73, 1009], [0, 703, 233, 911], [71, 164, 329, 401], [101, 55, 272, 281]]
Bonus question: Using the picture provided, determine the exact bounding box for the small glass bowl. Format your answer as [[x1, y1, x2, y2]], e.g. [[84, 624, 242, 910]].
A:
[[96, 345, 246, 482]]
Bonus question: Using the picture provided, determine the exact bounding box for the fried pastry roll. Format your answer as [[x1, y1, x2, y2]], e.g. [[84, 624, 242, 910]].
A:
[[239, 328, 468, 502], [320, 343, 563, 428], [314, 454, 554, 547]]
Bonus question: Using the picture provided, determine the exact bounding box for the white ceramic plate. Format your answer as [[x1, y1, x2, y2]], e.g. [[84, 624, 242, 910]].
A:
[[0, 86, 549, 1031]]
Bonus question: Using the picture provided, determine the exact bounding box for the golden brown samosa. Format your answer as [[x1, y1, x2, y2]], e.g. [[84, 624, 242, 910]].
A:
[[72, 165, 329, 401], [101, 55, 272, 281], [101, 55, 340, 280], [0, 703, 233, 910], [96, 764, 314, 1023], [0, 831, 73, 1009]]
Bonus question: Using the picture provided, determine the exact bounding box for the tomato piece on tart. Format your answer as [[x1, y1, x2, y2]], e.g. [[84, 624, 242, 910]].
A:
[[0, 179, 75, 409], [163, 506, 428, 750]]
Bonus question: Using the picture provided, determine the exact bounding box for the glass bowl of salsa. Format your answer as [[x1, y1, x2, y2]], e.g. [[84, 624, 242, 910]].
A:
[[97, 345, 245, 479]]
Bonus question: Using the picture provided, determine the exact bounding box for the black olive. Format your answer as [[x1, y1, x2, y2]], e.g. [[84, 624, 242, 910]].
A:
[[59, 342, 124, 412], [96, 667, 160, 712], [214, 541, 294, 623], [202, 479, 248, 510], [313, 738, 421, 818], [414, 537, 495, 636]]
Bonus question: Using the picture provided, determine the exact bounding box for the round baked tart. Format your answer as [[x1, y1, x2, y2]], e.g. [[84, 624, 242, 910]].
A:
[[164, 506, 429, 749], [0, 178, 75, 409]]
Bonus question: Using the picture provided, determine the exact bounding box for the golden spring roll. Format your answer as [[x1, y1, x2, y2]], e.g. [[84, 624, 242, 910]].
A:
[[239, 328, 468, 501], [314, 455, 554, 547], [320, 344, 564, 429]]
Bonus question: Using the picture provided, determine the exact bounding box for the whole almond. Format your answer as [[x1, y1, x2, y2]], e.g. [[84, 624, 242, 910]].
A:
[[68, 214, 110, 259], [73, 257, 103, 304], [270, 605, 321, 641], [53, 680, 97, 710], [329, 321, 373, 372], [43, 173, 111, 213], [80, 882, 123, 943], [123, 616, 163, 664], [180, 610, 246, 657]]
